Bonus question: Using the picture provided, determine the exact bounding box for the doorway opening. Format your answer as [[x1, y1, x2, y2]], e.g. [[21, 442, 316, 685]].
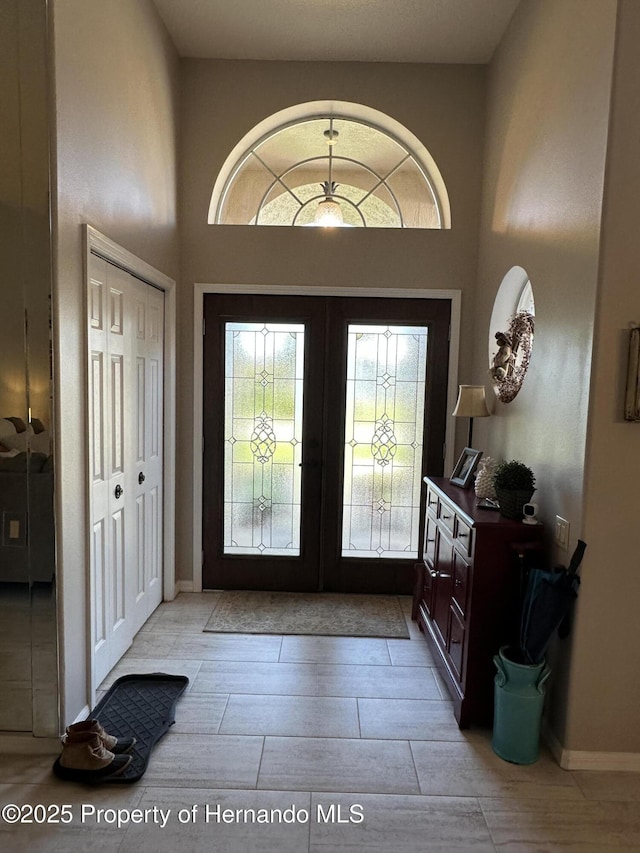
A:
[[202, 292, 451, 594]]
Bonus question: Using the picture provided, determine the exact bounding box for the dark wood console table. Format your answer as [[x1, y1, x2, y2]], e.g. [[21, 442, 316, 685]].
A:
[[413, 476, 544, 727]]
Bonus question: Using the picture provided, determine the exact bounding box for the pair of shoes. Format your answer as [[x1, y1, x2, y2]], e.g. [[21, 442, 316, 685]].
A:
[[58, 732, 132, 779], [65, 719, 136, 755]]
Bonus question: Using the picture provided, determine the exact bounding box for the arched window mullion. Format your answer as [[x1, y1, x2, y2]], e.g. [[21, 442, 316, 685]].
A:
[[411, 160, 443, 228], [253, 152, 305, 223], [353, 154, 411, 226]]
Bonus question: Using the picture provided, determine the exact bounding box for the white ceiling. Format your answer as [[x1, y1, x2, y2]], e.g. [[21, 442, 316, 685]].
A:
[[153, 0, 520, 64]]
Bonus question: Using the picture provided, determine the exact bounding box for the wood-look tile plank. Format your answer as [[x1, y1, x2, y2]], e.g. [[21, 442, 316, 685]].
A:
[[358, 697, 467, 741], [310, 792, 496, 852], [141, 733, 263, 789], [191, 660, 318, 696], [411, 738, 584, 799], [480, 796, 640, 850], [258, 736, 420, 794], [317, 663, 440, 699], [280, 635, 390, 665], [121, 788, 312, 853], [220, 694, 360, 738], [170, 633, 282, 662]]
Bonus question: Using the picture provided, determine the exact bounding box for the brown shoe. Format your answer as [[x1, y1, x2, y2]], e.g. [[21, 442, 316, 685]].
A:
[[59, 732, 132, 778], [66, 719, 136, 754]]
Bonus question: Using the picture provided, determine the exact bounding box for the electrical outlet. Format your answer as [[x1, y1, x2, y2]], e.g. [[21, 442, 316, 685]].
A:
[[2, 512, 27, 547], [555, 516, 570, 550]]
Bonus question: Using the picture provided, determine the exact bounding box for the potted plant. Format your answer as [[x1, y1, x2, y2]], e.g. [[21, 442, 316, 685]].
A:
[[492, 459, 535, 519]]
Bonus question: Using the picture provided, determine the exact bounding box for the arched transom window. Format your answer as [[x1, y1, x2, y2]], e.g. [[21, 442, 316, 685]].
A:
[[210, 103, 451, 229]]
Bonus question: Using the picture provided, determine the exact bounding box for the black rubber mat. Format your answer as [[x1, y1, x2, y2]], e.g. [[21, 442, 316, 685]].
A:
[[53, 672, 188, 784]]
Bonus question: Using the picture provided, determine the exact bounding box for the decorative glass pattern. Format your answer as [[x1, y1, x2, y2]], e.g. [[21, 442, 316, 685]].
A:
[[224, 322, 304, 555], [342, 324, 428, 558]]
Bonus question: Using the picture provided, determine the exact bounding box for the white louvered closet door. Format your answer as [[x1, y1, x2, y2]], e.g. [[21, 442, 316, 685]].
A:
[[88, 255, 164, 688]]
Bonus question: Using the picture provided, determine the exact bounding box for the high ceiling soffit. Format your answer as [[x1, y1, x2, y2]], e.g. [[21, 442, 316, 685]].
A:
[[152, 0, 521, 64]]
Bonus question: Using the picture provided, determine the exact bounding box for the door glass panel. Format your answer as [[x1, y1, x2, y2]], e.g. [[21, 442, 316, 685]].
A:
[[342, 324, 428, 558], [224, 322, 304, 555]]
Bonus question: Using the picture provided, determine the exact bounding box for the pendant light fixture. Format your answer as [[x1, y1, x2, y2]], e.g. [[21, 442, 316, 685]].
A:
[[315, 180, 344, 227], [313, 125, 345, 227]]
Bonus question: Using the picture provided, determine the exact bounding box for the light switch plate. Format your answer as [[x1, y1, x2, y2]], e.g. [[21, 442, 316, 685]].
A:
[[555, 515, 570, 550]]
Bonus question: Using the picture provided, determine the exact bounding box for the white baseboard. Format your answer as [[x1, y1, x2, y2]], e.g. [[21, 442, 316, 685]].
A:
[[175, 580, 195, 594], [543, 723, 640, 771], [0, 734, 60, 755]]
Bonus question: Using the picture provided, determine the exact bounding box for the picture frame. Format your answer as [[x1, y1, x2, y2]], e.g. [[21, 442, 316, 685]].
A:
[[450, 447, 483, 489]]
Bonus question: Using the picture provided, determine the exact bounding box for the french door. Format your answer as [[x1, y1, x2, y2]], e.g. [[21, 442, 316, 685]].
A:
[[202, 293, 450, 594]]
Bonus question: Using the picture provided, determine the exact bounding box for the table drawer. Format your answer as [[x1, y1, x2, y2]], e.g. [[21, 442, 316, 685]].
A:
[[426, 486, 439, 516], [438, 499, 456, 536], [455, 517, 473, 558], [423, 514, 437, 565]]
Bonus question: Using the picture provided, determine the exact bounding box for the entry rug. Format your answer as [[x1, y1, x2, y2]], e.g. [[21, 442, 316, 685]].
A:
[[203, 591, 410, 639], [53, 673, 188, 784]]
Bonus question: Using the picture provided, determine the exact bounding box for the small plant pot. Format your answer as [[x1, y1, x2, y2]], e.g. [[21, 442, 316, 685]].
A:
[[495, 488, 534, 520]]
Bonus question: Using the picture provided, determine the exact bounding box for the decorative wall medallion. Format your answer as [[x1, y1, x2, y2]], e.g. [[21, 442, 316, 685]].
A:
[[490, 311, 534, 404]]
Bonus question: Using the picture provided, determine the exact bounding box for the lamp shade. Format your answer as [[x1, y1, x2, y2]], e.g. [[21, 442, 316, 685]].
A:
[[452, 385, 491, 419]]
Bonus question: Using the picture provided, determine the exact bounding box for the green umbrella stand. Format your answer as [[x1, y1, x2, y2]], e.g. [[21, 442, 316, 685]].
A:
[[492, 645, 551, 764]]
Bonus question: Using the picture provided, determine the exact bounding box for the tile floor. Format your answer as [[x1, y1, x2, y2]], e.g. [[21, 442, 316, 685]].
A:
[[2, 592, 640, 851]]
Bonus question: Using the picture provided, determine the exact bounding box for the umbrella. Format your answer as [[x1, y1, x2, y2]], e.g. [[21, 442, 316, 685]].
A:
[[519, 540, 585, 665]]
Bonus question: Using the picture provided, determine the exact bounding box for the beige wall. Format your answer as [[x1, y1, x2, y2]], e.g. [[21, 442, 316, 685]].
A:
[[177, 59, 487, 578], [566, 0, 640, 754], [472, 0, 618, 753], [52, 0, 179, 724]]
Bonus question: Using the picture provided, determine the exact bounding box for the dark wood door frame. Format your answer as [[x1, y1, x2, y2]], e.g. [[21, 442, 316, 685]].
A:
[[202, 292, 451, 594]]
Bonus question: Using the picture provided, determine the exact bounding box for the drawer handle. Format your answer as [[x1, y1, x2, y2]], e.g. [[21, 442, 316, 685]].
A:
[[442, 513, 452, 521], [458, 531, 468, 539]]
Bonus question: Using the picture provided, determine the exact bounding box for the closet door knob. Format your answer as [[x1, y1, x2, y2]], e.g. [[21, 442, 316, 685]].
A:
[[114, 485, 123, 499], [138, 472, 146, 484]]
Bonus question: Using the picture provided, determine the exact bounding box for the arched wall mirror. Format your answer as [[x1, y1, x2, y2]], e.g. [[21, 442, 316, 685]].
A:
[[0, 0, 59, 737], [488, 266, 535, 404]]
